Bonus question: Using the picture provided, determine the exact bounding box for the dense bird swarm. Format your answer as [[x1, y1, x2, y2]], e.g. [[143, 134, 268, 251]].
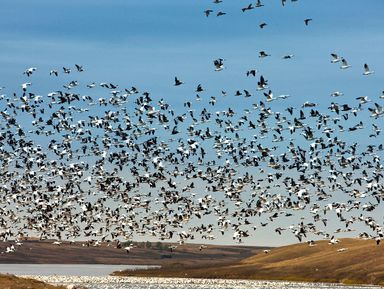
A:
[[0, 0, 383, 254]]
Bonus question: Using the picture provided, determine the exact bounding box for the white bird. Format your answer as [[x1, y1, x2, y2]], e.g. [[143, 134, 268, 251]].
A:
[[50, 70, 58, 76], [337, 248, 348, 252], [330, 53, 341, 63], [5, 245, 15, 253], [264, 90, 276, 102], [23, 67, 37, 77], [340, 58, 351, 69], [21, 82, 32, 91], [328, 235, 339, 245], [124, 246, 132, 253], [331, 91, 344, 97], [363, 63, 374, 75]]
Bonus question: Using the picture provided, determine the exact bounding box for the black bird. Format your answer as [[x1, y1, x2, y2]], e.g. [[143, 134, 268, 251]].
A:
[[204, 9, 213, 17], [304, 18, 312, 26], [174, 77, 183, 86]]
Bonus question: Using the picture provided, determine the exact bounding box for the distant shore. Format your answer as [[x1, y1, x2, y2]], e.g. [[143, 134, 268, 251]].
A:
[[6, 275, 384, 289]]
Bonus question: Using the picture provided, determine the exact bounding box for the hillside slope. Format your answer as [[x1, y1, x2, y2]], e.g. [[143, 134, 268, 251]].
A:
[[119, 238, 384, 285]]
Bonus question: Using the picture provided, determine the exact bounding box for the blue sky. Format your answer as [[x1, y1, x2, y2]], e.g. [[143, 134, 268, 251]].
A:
[[1, 0, 383, 106], [1, 1, 384, 246]]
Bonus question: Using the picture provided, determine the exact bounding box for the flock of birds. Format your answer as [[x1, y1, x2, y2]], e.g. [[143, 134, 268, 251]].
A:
[[0, 0, 383, 255], [204, 0, 309, 26]]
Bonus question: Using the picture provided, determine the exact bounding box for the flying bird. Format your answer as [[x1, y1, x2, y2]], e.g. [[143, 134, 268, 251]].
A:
[[331, 53, 342, 63], [246, 69, 257, 77], [304, 18, 312, 26], [204, 9, 213, 17], [213, 58, 224, 71], [259, 51, 270, 58], [340, 58, 351, 69], [255, 0, 264, 8], [241, 4, 253, 12], [174, 77, 183, 86], [282, 54, 294, 59], [259, 22, 267, 29], [363, 63, 374, 75]]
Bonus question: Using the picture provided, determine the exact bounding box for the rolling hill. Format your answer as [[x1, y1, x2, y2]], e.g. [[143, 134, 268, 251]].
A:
[[117, 238, 384, 285]]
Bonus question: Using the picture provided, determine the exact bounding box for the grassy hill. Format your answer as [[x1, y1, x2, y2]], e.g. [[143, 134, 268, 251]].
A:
[[0, 240, 262, 266], [0, 274, 67, 289], [117, 238, 384, 285]]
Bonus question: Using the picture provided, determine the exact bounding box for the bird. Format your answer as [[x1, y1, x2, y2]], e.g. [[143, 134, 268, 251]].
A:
[[241, 4, 253, 12], [331, 53, 342, 63], [255, 0, 264, 8], [257, 75, 269, 90], [124, 245, 133, 254], [340, 58, 351, 69], [1, 27, 384, 256], [304, 18, 312, 25], [75, 64, 84, 72], [21, 82, 31, 91], [246, 69, 257, 77], [50, 70, 58, 76], [363, 63, 374, 75], [216, 11, 226, 17], [204, 10, 213, 17], [331, 91, 344, 97], [264, 90, 276, 102], [259, 23, 267, 29], [259, 51, 270, 58], [174, 77, 183, 86], [23, 67, 37, 77], [213, 58, 224, 71], [282, 54, 294, 59]]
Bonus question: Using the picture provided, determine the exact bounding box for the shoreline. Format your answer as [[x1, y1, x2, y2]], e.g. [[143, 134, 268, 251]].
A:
[[14, 275, 384, 288]]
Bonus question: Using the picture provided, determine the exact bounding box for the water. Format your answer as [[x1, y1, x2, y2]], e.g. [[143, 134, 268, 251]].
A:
[[0, 263, 159, 276], [1, 264, 381, 289], [19, 276, 383, 289]]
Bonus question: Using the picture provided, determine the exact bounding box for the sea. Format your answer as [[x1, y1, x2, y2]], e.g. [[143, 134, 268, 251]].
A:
[[0, 264, 382, 289]]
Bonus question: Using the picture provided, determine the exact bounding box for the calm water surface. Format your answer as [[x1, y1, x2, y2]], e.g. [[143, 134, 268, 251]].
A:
[[1, 264, 381, 289], [24, 276, 383, 289]]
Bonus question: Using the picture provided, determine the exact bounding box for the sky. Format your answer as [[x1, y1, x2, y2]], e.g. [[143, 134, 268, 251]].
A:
[[0, 0, 383, 246]]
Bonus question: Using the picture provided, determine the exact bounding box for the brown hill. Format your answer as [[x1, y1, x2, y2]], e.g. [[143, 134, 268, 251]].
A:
[[0, 240, 263, 267], [117, 238, 384, 285], [0, 274, 66, 289]]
